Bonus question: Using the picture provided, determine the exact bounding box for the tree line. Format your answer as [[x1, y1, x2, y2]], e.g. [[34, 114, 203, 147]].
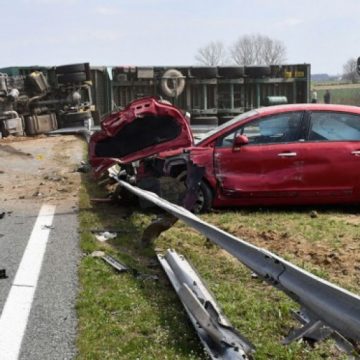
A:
[[195, 33, 359, 83], [195, 34, 286, 66]]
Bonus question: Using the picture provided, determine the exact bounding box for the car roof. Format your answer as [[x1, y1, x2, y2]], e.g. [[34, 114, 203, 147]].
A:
[[256, 103, 360, 116], [196, 103, 360, 146]]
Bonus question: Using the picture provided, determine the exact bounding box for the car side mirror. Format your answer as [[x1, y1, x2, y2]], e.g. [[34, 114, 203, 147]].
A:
[[234, 134, 249, 148]]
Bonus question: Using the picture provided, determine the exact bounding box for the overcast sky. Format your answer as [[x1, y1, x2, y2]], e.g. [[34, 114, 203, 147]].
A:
[[1, 0, 359, 74]]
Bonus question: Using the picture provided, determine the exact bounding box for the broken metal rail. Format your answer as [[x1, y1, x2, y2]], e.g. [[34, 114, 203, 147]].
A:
[[158, 249, 254, 359], [110, 174, 360, 355]]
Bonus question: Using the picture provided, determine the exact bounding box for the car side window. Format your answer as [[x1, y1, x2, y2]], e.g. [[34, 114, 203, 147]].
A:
[[217, 112, 303, 147], [309, 112, 360, 141]]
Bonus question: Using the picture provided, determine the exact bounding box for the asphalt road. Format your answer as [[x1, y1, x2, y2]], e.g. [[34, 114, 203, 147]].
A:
[[0, 136, 82, 360], [0, 202, 79, 360]]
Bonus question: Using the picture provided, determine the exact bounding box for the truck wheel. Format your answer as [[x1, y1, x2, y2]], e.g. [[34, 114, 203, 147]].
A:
[[60, 111, 91, 127], [56, 63, 88, 74], [190, 67, 217, 78], [245, 66, 271, 77], [218, 66, 244, 78], [57, 72, 87, 84], [161, 69, 186, 97], [191, 116, 218, 126]]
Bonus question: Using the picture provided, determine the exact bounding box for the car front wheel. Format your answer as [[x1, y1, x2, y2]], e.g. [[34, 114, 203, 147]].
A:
[[193, 181, 213, 214]]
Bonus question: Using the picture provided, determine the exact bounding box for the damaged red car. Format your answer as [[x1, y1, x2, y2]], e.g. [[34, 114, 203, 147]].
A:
[[89, 97, 360, 212]]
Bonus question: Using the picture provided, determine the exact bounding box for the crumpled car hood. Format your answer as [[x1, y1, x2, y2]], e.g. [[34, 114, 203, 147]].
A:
[[89, 97, 194, 177]]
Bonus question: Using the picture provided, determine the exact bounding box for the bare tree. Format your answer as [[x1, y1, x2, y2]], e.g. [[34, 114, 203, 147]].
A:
[[195, 41, 227, 66], [230, 34, 286, 66], [342, 58, 360, 83]]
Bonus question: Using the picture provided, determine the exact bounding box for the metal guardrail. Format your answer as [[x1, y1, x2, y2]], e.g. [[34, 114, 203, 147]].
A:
[[109, 172, 360, 356], [158, 249, 254, 360]]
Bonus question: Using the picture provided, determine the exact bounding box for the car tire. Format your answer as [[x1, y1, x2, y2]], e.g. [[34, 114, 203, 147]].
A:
[[244, 66, 271, 77], [191, 67, 217, 78], [193, 181, 213, 213], [56, 63, 88, 74], [57, 72, 87, 84], [218, 66, 245, 78]]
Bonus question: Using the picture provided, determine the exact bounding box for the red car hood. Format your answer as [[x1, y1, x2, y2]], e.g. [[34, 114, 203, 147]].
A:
[[89, 97, 194, 177]]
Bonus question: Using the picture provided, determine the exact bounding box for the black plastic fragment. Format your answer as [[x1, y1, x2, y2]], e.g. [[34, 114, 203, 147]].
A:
[[0, 269, 7, 279]]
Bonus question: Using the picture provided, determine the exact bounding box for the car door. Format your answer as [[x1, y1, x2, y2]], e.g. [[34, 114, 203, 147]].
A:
[[301, 110, 360, 202], [214, 111, 307, 201]]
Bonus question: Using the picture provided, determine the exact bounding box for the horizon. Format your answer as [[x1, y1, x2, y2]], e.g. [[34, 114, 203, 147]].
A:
[[1, 0, 359, 75]]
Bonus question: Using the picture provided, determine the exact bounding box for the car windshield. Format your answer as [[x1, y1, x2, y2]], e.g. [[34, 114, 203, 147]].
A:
[[195, 109, 259, 144]]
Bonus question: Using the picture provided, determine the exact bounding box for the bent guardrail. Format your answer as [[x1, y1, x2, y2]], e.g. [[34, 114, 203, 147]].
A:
[[110, 172, 360, 356]]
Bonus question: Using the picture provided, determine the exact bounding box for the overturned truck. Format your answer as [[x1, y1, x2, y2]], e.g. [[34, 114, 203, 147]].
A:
[[0, 63, 93, 137]]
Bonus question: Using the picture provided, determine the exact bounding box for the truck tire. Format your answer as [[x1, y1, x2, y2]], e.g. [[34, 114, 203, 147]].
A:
[[191, 116, 218, 126], [218, 66, 244, 78], [57, 72, 87, 84], [56, 63, 88, 74], [60, 111, 91, 128], [161, 69, 186, 97], [190, 67, 217, 78], [245, 66, 271, 77]]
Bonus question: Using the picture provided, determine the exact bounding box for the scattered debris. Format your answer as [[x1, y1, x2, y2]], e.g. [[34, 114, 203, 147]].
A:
[[141, 213, 178, 245], [32, 191, 43, 197], [90, 250, 105, 258], [90, 229, 129, 234], [94, 231, 117, 242], [0, 269, 7, 279], [90, 251, 158, 280], [0, 212, 5, 219], [310, 210, 319, 218], [102, 254, 129, 273], [76, 163, 91, 173], [56, 187, 69, 192], [44, 174, 63, 182], [42, 224, 55, 230], [134, 272, 159, 281], [90, 197, 113, 203]]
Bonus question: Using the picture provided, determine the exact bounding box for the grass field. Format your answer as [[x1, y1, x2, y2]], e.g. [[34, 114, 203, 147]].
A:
[[313, 83, 360, 105], [76, 175, 360, 359]]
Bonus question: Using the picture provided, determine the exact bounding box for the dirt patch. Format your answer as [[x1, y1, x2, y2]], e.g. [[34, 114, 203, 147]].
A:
[[225, 226, 360, 289], [330, 214, 360, 226], [0, 135, 84, 207]]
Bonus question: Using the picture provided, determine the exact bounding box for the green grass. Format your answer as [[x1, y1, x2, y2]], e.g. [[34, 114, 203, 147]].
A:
[[76, 174, 358, 359], [313, 83, 360, 105]]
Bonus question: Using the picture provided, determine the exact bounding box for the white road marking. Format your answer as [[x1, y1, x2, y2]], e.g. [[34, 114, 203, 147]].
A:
[[0, 204, 56, 360]]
